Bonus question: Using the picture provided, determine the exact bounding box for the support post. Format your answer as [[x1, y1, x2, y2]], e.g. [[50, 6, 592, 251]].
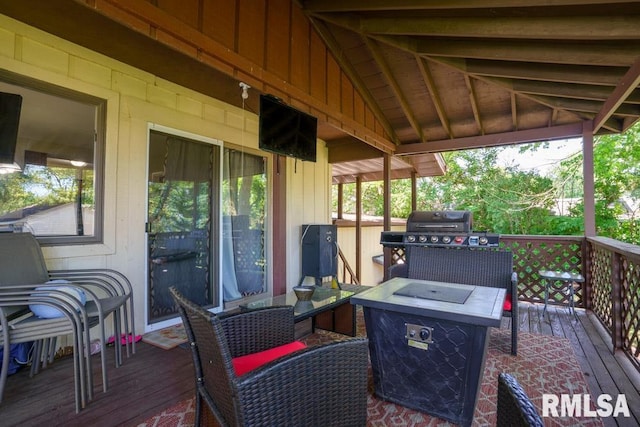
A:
[[411, 171, 417, 213], [582, 121, 596, 237], [355, 176, 362, 283], [383, 153, 392, 281], [272, 155, 287, 295]]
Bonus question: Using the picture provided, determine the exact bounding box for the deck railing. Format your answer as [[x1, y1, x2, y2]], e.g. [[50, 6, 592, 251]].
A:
[[499, 235, 585, 307], [385, 235, 586, 306], [379, 233, 640, 371], [337, 246, 360, 285], [585, 237, 640, 370]]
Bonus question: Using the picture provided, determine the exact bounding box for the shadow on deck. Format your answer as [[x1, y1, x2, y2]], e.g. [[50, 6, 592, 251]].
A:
[[1, 303, 639, 426]]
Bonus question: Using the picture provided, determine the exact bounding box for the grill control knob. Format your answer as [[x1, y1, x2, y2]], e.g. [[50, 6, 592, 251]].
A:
[[419, 235, 428, 243], [406, 235, 416, 243], [430, 235, 439, 243], [442, 236, 451, 244], [479, 236, 488, 245]]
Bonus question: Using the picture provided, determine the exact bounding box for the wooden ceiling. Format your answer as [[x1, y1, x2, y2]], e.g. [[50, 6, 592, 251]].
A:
[[301, 0, 640, 176], [2, 1, 640, 184]]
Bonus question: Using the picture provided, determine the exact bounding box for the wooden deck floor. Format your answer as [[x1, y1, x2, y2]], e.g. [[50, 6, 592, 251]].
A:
[[515, 303, 640, 427], [1, 302, 639, 426]]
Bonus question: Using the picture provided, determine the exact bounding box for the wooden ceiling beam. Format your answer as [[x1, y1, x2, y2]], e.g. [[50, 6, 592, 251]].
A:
[[429, 54, 587, 131], [416, 56, 452, 138], [308, 18, 400, 145], [395, 123, 585, 155], [351, 16, 640, 41], [414, 39, 640, 67], [302, 0, 636, 13], [370, 37, 638, 131], [305, 2, 640, 141], [569, 113, 623, 133], [428, 58, 626, 86], [464, 76, 483, 135], [550, 109, 559, 126], [482, 77, 640, 103], [527, 94, 640, 117], [327, 138, 384, 163], [364, 37, 425, 142], [594, 56, 640, 132], [431, 56, 625, 132], [332, 168, 417, 185], [511, 93, 518, 130], [373, 35, 633, 80], [467, 71, 628, 131], [622, 116, 639, 132]]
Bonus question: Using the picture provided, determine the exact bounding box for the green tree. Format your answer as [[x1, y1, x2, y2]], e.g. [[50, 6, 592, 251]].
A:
[[335, 123, 640, 243], [557, 125, 640, 243], [0, 165, 91, 217], [334, 148, 557, 234], [0, 172, 38, 215], [416, 149, 555, 234]]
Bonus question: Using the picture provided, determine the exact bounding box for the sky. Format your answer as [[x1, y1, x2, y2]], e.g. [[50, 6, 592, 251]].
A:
[[497, 138, 583, 176]]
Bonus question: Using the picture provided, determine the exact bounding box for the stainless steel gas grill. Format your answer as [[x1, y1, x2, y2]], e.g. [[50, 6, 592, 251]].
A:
[[380, 210, 499, 248]]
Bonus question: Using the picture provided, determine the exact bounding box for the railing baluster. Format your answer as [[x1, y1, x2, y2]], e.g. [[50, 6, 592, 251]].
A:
[[611, 251, 623, 351]]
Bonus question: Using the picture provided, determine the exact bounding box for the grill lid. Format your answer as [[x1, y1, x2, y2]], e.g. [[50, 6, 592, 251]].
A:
[[406, 210, 472, 233]]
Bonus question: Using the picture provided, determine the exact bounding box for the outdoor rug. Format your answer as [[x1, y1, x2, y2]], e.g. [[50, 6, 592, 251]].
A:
[[138, 315, 602, 426], [142, 324, 188, 350]]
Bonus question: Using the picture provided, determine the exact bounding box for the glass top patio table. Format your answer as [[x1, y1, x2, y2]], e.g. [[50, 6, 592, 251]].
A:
[[240, 287, 355, 322], [539, 269, 584, 318]]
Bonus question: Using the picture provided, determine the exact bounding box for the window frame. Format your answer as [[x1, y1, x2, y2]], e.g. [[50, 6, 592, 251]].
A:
[[0, 71, 106, 246]]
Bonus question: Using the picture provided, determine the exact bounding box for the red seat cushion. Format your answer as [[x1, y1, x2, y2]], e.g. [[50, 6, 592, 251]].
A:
[[503, 293, 512, 312], [232, 341, 307, 376]]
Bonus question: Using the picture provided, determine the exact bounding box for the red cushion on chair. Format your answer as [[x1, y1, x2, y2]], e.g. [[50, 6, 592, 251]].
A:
[[503, 293, 512, 312], [232, 341, 307, 376]]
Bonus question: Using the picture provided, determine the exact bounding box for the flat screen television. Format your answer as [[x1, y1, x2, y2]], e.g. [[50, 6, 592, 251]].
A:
[[0, 92, 22, 165], [259, 94, 317, 162]]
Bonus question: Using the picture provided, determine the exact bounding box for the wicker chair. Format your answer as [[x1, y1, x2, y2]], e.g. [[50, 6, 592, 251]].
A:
[[405, 246, 519, 355], [169, 287, 369, 427], [497, 373, 544, 427]]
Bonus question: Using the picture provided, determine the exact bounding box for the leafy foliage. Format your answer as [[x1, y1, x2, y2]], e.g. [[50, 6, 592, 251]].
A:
[[0, 172, 38, 215], [0, 165, 93, 217], [415, 149, 556, 234], [148, 181, 211, 233], [333, 122, 640, 244]]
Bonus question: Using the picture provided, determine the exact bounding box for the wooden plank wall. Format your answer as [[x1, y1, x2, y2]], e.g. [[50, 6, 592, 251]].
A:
[[91, 0, 395, 153]]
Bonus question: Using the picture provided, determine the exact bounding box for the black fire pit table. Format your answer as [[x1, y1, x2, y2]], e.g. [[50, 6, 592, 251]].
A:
[[351, 277, 505, 427]]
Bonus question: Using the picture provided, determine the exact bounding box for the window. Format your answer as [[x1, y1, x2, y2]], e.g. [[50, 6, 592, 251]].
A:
[[222, 147, 268, 301], [0, 74, 104, 244]]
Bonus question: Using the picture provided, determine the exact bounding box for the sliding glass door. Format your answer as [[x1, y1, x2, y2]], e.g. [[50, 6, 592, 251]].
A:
[[221, 148, 267, 301], [146, 127, 221, 327]]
